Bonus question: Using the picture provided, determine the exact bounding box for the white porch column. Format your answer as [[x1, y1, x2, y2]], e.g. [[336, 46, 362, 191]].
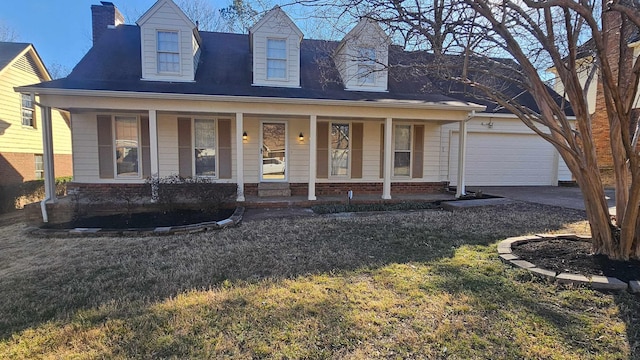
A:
[[308, 115, 317, 200], [148, 109, 160, 202], [41, 105, 56, 203], [236, 112, 245, 201], [456, 120, 468, 198], [382, 117, 393, 199], [148, 109, 159, 176]]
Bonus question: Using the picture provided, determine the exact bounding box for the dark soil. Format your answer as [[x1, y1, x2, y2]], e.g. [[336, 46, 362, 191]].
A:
[[44, 208, 234, 230], [512, 238, 640, 282]]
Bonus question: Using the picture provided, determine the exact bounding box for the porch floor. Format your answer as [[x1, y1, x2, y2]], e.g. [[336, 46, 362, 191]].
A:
[[241, 192, 456, 208]]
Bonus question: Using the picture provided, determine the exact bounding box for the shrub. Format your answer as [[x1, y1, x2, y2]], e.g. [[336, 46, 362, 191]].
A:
[[146, 175, 237, 212], [0, 177, 72, 214]]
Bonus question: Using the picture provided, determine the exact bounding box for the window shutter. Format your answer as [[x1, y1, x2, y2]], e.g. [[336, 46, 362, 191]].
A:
[[218, 119, 232, 179], [140, 116, 151, 178], [97, 115, 114, 179], [379, 123, 385, 179], [412, 125, 424, 178], [351, 123, 363, 179], [178, 117, 192, 177], [316, 122, 329, 179]]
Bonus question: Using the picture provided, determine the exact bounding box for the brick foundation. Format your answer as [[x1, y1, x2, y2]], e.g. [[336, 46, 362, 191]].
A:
[[244, 182, 448, 196]]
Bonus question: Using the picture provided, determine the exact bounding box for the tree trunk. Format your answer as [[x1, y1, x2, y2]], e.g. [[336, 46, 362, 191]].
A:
[[574, 166, 618, 257]]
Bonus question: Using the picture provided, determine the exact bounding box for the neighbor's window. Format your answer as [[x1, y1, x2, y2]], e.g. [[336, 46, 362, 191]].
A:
[[194, 119, 217, 176], [267, 39, 287, 79], [394, 125, 411, 176], [157, 31, 180, 73], [330, 123, 350, 176], [35, 154, 43, 179], [356, 47, 376, 85], [114, 116, 140, 177], [21, 93, 35, 127]]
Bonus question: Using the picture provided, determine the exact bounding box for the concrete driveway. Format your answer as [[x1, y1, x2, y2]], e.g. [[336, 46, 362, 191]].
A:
[[473, 186, 617, 214]]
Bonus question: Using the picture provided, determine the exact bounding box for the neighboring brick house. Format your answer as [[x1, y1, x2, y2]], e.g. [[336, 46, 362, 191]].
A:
[[591, 19, 640, 169], [20, 0, 573, 209], [0, 42, 72, 186], [558, 13, 640, 169]]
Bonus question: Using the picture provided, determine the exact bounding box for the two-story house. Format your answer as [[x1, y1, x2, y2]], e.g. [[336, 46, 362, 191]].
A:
[[0, 42, 72, 187], [19, 0, 572, 216]]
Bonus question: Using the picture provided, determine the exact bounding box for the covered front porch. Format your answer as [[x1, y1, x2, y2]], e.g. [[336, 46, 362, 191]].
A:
[[30, 92, 481, 222]]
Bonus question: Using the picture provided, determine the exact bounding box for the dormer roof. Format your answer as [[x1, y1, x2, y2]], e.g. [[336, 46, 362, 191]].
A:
[[336, 17, 390, 52], [136, 0, 195, 29], [249, 6, 303, 39]]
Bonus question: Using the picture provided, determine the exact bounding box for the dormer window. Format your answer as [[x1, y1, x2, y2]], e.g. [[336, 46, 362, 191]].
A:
[[335, 18, 390, 92], [267, 39, 287, 79], [357, 47, 376, 85], [157, 30, 180, 73]]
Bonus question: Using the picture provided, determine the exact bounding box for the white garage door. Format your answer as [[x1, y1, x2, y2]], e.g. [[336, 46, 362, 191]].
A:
[[449, 132, 557, 186]]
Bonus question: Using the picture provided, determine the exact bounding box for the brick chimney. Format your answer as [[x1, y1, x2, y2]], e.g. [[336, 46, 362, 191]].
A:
[[91, 1, 124, 45]]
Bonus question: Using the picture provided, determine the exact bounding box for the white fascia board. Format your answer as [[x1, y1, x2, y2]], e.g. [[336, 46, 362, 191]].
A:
[[16, 86, 487, 112], [473, 112, 577, 121]]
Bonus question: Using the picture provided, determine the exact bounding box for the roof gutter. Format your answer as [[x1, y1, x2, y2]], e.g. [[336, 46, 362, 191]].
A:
[[15, 86, 487, 112]]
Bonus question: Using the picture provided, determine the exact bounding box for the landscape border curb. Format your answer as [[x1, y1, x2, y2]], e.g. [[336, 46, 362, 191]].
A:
[[25, 207, 245, 237], [498, 234, 638, 293]]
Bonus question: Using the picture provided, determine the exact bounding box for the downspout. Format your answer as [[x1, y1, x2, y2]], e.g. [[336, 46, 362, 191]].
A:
[[456, 110, 475, 198], [34, 98, 55, 222]]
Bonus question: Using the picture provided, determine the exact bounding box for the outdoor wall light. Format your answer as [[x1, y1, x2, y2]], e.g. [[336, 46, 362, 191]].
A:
[[242, 131, 248, 141], [299, 132, 304, 141]]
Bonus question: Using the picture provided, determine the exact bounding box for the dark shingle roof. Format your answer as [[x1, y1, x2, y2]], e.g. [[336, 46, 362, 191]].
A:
[[0, 42, 30, 71], [34, 25, 571, 115]]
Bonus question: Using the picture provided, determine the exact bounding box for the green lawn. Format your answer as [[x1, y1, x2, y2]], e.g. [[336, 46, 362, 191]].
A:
[[0, 203, 638, 359]]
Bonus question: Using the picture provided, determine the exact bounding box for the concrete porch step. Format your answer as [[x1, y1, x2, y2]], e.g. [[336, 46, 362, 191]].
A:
[[258, 182, 291, 197]]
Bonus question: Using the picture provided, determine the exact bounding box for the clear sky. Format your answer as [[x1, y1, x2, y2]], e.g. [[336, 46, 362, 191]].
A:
[[0, 0, 230, 74]]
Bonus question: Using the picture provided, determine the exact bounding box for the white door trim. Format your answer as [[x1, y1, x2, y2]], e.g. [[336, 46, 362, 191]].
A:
[[260, 120, 288, 182]]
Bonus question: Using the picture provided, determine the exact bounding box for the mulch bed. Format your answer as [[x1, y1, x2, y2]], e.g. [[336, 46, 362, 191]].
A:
[[43, 208, 234, 230], [512, 238, 640, 283]]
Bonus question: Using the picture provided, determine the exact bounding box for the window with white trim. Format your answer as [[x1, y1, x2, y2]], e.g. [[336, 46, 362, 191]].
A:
[[330, 123, 350, 176], [21, 93, 35, 127], [114, 116, 140, 177], [194, 118, 217, 177], [157, 31, 180, 73], [394, 124, 411, 176], [267, 39, 287, 79], [356, 47, 376, 85], [34, 154, 43, 179]]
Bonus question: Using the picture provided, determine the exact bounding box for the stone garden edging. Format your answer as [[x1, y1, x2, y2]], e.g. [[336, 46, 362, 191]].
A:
[[498, 234, 640, 293], [25, 207, 245, 237]]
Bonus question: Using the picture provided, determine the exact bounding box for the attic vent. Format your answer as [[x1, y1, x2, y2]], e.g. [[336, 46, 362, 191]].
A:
[[12, 54, 45, 80]]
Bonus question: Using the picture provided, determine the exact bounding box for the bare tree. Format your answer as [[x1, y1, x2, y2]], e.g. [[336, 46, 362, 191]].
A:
[[121, 0, 225, 32], [176, 0, 225, 31], [449, 0, 640, 260], [47, 63, 70, 80], [220, 0, 261, 33], [296, 0, 640, 260], [0, 21, 18, 42]]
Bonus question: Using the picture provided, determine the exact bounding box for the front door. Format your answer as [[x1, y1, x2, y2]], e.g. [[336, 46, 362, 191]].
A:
[[261, 122, 287, 181]]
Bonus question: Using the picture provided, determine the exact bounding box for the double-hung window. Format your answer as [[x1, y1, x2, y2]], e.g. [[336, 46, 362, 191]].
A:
[[34, 154, 43, 179], [194, 119, 217, 177], [114, 116, 140, 177], [267, 39, 287, 79], [21, 93, 35, 127], [330, 123, 350, 176], [394, 125, 411, 176], [356, 47, 376, 85], [157, 31, 180, 73]]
